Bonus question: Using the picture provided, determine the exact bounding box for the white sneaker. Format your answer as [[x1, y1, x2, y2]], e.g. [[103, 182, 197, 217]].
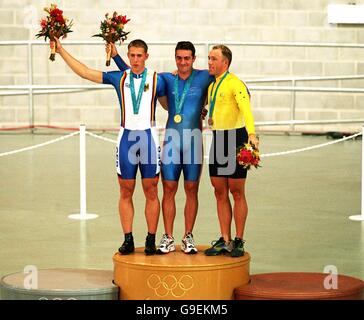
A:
[[225, 239, 233, 253], [156, 234, 175, 254], [181, 232, 198, 254]]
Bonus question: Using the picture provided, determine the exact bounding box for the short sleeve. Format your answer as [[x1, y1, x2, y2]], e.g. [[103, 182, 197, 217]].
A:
[[156, 73, 167, 97], [102, 71, 123, 88]]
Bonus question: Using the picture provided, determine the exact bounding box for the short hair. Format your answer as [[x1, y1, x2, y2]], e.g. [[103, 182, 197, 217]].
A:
[[212, 44, 232, 67], [175, 41, 196, 57], [128, 39, 148, 53]]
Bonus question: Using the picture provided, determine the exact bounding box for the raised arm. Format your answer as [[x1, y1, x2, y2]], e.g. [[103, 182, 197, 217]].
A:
[[106, 42, 130, 72], [53, 37, 103, 84]]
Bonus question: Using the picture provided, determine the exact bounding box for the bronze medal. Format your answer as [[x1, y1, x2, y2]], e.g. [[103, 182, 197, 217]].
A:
[[174, 114, 182, 123], [208, 117, 213, 126]]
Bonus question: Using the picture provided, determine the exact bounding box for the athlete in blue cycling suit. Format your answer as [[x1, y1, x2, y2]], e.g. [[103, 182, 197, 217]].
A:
[[54, 38, 166, 256], [111, 41, 214, 254]]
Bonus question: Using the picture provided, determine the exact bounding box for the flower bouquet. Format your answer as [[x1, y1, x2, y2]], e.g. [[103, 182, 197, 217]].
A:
[[35, 4, 73, 61], [93, 12, 130, 66], [236, 142, 261, 170]]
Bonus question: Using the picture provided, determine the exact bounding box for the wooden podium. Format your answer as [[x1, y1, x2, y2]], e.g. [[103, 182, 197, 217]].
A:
[[113, 245, 250, 300], [234, 272, 364, 300]]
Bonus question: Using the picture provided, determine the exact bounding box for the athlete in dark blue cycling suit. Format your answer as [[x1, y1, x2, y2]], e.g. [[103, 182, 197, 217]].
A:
[[111, 41, 214, 254]]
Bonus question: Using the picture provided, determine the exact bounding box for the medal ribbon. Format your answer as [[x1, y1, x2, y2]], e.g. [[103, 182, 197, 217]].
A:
[[208, 71, 229, 118], [174, 70, 196, 116], [130, 68, 148, 115]]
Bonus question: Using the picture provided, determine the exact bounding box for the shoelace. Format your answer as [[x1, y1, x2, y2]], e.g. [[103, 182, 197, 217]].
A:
[[160, 234, 173, 246], [184, 235, 195, 248], [234, 239, 245, 245], [210, 238, 224, 246], [121, 240, 133, 249], [123, 238, 133, 245]]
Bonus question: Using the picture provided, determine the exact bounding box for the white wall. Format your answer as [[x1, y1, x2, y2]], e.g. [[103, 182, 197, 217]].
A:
[[1, 0, 363, 132]]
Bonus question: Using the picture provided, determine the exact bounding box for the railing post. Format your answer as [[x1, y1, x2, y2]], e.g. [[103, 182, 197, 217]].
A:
[[205, 42, 210, 67], [69, 125, 98, 220], [290, 79, 296, 132], [27, 42, 34, 133], [349, 125, 364, 221]]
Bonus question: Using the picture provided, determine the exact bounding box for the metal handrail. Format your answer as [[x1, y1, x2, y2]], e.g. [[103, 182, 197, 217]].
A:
[[255, 119, 364, 127], [250, 86, 364, 93], [2, 40, 364, 48], [1, 40, 364, 131], [247, 74, 364, 83], [2, 84, 364, 95]]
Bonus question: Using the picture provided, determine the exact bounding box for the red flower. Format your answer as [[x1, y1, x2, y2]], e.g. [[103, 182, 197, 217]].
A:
[[239, 149, 253, 164], [121, 15, 130, 24], [236, 142, 261, 170], [40, 19, 47, 29], [50, 8, 63, 17], [55, 15, 65, 24], [251, 157, 259, 166]]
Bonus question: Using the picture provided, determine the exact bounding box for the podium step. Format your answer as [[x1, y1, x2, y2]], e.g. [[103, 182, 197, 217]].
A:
[[113, 245, 250, 300], [234, 272, 364, 300], [0, 268, 119, 300]]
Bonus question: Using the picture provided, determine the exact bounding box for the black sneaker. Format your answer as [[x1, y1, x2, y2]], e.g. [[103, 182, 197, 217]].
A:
[[144, 233, 157, 255], [118, 233, 135, 255], [204, 237, 232, 256], [231, 237, 245, 257]]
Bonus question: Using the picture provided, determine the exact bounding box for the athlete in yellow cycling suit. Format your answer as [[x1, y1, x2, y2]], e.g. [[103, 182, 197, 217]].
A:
[[207, 71, 255, 133], [204, 44, 259, 258]]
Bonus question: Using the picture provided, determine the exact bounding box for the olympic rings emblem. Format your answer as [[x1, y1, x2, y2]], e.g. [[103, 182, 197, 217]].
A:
[[147, 274, 194, 298]]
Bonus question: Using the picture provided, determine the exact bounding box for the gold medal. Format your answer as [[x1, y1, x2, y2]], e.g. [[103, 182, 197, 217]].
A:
[[208, 117, 213, 126], [174, 114, 182, 123]]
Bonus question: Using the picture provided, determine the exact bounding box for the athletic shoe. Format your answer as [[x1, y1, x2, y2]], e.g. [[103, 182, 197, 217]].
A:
[[156, 234, 176, 254], [118, 233, 135, 255], [204, 237, 232, 256], [144, 233, 157, 255], [231, 237, 245, 257], [181, 232, 198, 254]]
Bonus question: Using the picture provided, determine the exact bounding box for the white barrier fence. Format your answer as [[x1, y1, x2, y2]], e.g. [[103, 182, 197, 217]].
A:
[[0, 125, 363, 221]]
